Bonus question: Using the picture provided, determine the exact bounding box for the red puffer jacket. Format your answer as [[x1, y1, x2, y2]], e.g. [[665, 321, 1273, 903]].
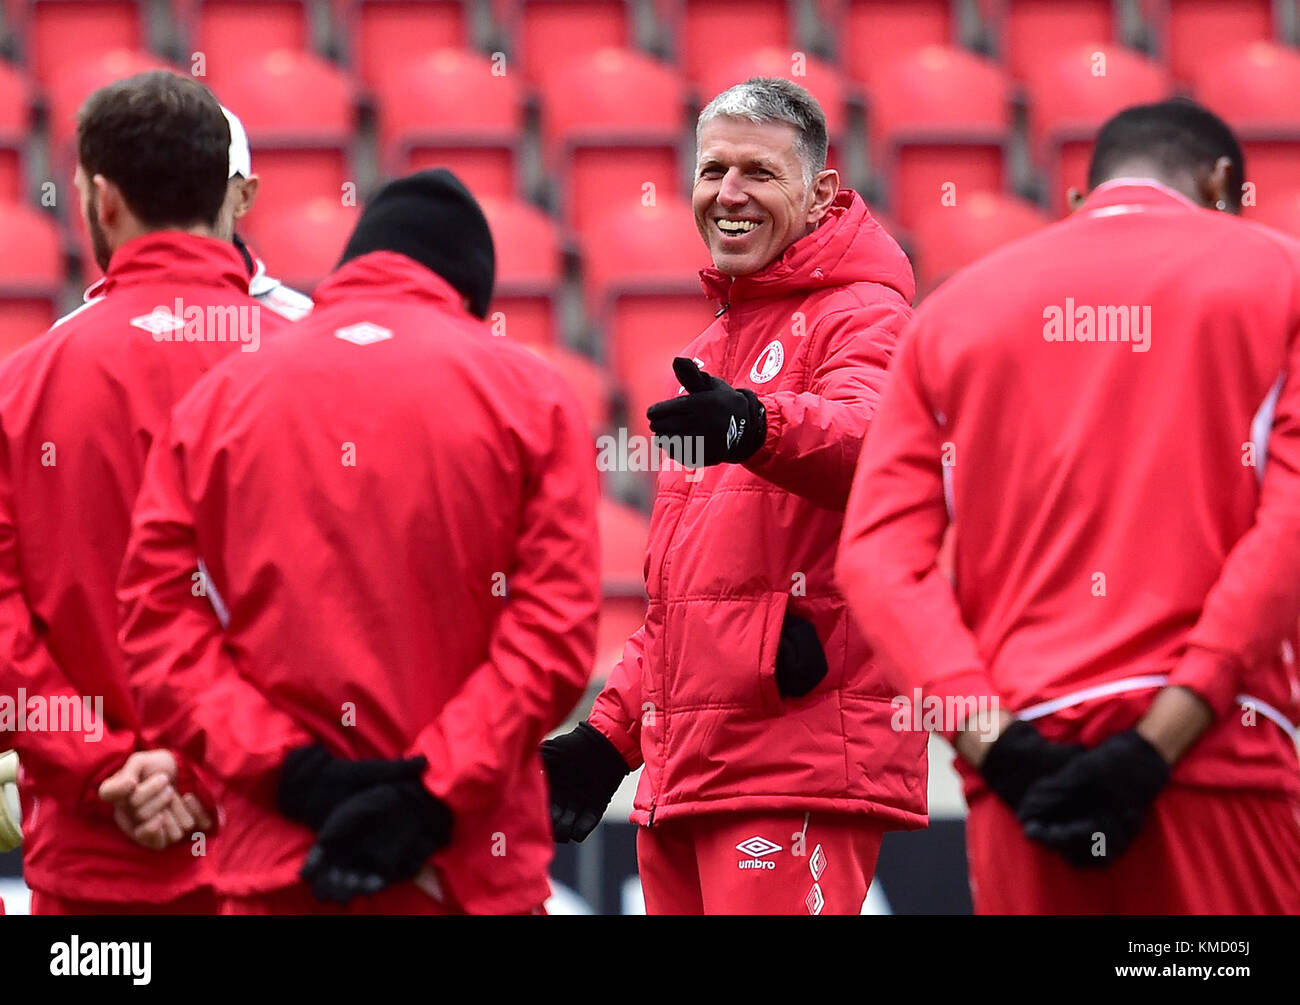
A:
[[589, 191, 929, 829]]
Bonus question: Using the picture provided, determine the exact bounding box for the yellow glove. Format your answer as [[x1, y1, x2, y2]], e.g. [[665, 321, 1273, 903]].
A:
[[0, 750, 21, 852]]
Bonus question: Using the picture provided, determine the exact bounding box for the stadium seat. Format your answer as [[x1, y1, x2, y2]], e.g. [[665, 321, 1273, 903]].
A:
[[595, 593, 648, 683], [0, 59, 30, 204], [1023, 43, 1171, 215], [45, 48, 170, 173], [839, 0, 954, 86], [478, 196, 563, 347], [207, 50, 355, 224], [181, 0, 312, 74], [866, 45, 1011, 228], [525, 343, 613, 434], [539, 48, 687, 241], [349, 0, 470, 91], [911, 190, 1053, 293], [515, 0, 632, 83], [27, 0, 144, 86], [1153, 0, 1276, 84], [378, 48, 523, 201], [598, 497, 649, 592], [582, 196, 712, 440], [0, 201, 62, 357], [991, 0, 1117, 80], [241, 196, 358, 293], [1192, 41, 1300, 211], [695, 46, 850, 168], [672, 0, 794, 84], [1249, 187, 1300, 237]]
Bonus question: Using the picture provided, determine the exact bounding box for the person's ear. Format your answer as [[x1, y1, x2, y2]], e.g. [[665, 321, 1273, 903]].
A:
[[806, 168, 840, 225], [91, 174, 119, 229], [1066, 187, 1086, 212], [234, 175, 260, 219], [1203, 156, 1235, 213]]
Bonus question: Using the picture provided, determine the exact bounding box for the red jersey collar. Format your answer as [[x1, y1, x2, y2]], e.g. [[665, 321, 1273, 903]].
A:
[[99, 232, 251, 296], [1077, 178, 1209, 218]]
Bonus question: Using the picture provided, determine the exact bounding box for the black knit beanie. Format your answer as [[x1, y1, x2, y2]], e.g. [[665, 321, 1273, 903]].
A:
[[338, 169, 495, 318]]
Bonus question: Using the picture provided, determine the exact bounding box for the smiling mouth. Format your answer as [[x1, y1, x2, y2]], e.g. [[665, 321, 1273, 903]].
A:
[[716, 219, 762, 237]]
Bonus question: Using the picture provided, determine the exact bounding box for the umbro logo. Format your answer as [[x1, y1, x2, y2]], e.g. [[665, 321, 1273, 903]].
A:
[[334, 322, 393, 346], [129, 309, 184, 336], [809, 843, 826, 881], [726, 415, 745, 450], [736, 835, 782, 870], [805, 883, 824, 915]]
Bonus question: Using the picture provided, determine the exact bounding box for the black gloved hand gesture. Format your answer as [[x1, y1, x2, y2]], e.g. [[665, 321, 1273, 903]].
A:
[[774, 613, 829, 698], [978, 719, 1087, 811], [277, 743, 428, 831], [1017, 729, 1171, 868], [646, 357, 767, 467], [540, 721, 630, 843], [300, 775, 453, 905]]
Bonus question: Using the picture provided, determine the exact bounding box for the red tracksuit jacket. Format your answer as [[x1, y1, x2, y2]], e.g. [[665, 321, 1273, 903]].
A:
[[118, 251, 600, 913], [0, 233, 284, 902], [589, 190, 929, 829], [838, 180, 1300, 798]]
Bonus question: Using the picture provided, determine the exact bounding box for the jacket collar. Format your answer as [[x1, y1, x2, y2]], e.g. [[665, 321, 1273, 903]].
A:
[[312, 251, 473, 317], [698, 189, 915, 307], [99, 232, 251, 296], [1077, 178, 1208, 219]]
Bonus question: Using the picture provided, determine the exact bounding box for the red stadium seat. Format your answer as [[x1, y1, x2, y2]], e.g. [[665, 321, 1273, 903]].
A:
[[0, 202, 62, 356], [583, 196, 712, 440], [182, 0, 311, 73], [478, 196, 563, 346], [1153, 0, 1275, 84], [1249, 187, 1300, 236], [27, 0, 144, 86], [0, 59, 30, 203], [695, 46, 850, 167], [1024, 43, 1171, 215], [526, 343, 613, 434], [207, 50, 355, 224], [991, 0, 1117, 80], [539, 48, 687, 241], [839, 0, 954, 86], [515, 0, 632, 83], [598, 497, 649, 591], [595, 594, 648, 683], [1193, 41, 1300, 210], [866, 45, 1011, 228], [379, 48, 523, 201], [241, 197, 358, 293], [350, 0, 470, 91], [912, 190, 1053, 293], [673, 0, 794, 84], [46, 49, 170, 173]]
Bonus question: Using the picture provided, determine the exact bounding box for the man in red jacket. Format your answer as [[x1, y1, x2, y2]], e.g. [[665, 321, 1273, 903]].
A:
[[118, 169, 600, 914], [0, 70, 277, 914], [543, 78, 928, 915], [838, 99, 1300, 913]]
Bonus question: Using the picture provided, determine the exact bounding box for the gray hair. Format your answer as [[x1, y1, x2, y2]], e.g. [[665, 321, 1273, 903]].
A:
[[696, 77, 828, 188]]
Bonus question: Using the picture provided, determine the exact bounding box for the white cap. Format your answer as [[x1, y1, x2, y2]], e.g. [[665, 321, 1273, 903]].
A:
[[222, 106, 252, 179]]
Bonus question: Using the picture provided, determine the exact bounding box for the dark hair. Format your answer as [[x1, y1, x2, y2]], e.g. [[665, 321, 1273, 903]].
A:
[[1088, 99, 1246, 209], [77, 70, 231, 229]]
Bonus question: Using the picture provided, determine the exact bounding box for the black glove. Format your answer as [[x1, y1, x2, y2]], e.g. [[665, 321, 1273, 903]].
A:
[[277, 743, 429, 831], [540, 721, 629, 843], [1017, 729, 1171, 868], [978, 720, 1087, 811], [774, 612, 828, 698], [300, 776, 453, 905], [646, 357, 766, 467]]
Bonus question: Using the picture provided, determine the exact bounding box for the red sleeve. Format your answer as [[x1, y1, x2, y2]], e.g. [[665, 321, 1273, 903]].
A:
[[1175, 319, 1300, 715], [118, 419, 312, 791], [587, 625, 647, 769], [744, 299, 909, 511], [0, 433, 136, 813], [407, 386, 601, 817], [836, 330, 999, 716]]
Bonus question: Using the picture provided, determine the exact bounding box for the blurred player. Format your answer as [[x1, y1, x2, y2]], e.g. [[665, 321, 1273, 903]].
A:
[[117, 169, 600, 914], [0, 70, 286, 914], [838, 99, 1300, 913], [542, 78, 928, 915]]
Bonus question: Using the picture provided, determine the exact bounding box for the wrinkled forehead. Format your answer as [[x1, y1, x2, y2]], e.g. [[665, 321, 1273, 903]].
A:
[[695, 116, 803, 171]]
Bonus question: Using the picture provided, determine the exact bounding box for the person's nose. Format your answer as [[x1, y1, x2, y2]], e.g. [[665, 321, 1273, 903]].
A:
[[716, 168, 748, 209]]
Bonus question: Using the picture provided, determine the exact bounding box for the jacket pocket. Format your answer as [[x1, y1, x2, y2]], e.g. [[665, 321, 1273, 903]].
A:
[[757, 591, 790, 715]]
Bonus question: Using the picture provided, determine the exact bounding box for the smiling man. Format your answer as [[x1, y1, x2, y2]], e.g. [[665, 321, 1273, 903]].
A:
[[542, 78, 928, 914]]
